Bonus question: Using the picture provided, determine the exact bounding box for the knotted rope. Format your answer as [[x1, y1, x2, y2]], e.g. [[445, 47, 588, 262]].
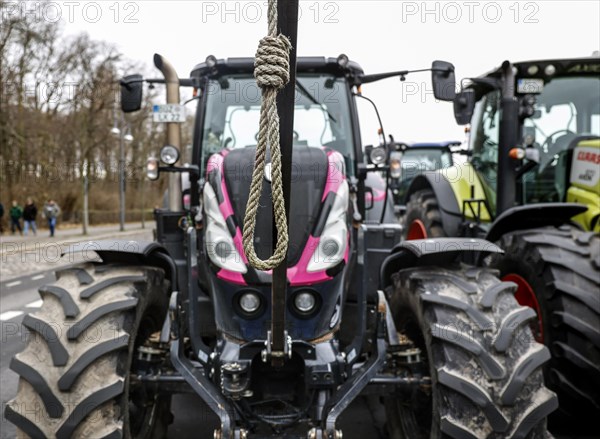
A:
[[242, 0, 291, 271]]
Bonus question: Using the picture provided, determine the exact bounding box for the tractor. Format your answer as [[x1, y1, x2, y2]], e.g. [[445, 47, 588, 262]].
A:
[[4, 5, 558, 437], [403, 55, 600, 432], [386, 140, 460, 213]]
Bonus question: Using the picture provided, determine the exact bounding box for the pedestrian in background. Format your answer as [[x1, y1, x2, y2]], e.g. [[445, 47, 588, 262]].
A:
[[23, 197, 38, 236], [0, 202, 4, 235], [9, 200, 23, 235], [43, 199, 61, 237]]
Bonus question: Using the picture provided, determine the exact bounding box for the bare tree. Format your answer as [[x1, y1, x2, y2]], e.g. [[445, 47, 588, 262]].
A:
[[0, 1, 165, 227]]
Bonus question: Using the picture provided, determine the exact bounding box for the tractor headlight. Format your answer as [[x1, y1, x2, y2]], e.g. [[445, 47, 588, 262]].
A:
[[206, 55, 218, 68], [214, 241, 233, 259], [146, 157, 159, 180], [160, 145, 180, 165], [370, 146, 387, 165], [337, 54, 349, 68], [307, 181, 349, 273], [239, 292, 261, 314], [321, 239, 340, 257], [204, 184, 247, 274], [390, 152, 402, 179], [294, 291, 317, 314]]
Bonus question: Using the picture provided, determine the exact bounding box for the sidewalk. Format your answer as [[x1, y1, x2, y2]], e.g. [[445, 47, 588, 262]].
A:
[[0, 222, 153, 281]]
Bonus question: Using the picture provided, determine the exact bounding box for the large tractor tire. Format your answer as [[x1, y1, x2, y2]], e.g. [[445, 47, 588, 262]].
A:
[[404, 189, 447, 240], [4, 264, 172, 439], [488, 226, 600, 432], [385, 265, 557, 439]]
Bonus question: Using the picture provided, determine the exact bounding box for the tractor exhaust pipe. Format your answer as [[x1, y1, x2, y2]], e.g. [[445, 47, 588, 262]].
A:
[[154, 53, 183, 212]]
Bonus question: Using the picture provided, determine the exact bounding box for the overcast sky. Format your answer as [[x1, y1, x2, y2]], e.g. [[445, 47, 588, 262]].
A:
[[31, 0, 600, 145]]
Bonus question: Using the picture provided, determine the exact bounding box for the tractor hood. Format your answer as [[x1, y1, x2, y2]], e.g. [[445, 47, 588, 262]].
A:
[[204, 146, 350, 286]]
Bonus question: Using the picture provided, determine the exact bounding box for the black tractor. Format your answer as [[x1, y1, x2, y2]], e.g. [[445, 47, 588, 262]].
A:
[[387, 140, 459, 214], [4, 12, 558, 435]]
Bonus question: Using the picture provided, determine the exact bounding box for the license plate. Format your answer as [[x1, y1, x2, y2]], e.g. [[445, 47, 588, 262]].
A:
[[153, 104, 186, 123], [517, 78, 544, 94]]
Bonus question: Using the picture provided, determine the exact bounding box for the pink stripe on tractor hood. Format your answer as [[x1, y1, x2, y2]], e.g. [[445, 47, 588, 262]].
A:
[[287, 235, 332, 286], [217, 269, 247, 285], [209, 148, 349, 287]]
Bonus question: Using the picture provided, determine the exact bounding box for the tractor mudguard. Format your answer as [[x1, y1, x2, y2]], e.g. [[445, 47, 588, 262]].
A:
[[485, 203, 588, 243], [406, 174, 462, 236], [62, 239, 178, 289], [379, 237, 503, 289]]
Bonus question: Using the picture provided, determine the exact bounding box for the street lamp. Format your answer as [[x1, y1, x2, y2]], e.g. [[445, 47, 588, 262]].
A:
[[110, 119, 133, 232]]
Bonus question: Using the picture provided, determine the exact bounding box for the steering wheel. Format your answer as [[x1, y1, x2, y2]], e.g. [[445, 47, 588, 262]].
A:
[[539, 129, 577, 156], [537, 129, 577, 177]]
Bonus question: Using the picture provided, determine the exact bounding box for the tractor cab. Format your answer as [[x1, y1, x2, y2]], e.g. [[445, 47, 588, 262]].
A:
[[191, 57, 364, 179], [458, 56, 600, 230], [388, 140, 458, 208], [189, 57, 367, 342]]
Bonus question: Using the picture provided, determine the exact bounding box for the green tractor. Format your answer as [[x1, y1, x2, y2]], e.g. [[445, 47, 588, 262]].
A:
[[403, 56, 600, 432]]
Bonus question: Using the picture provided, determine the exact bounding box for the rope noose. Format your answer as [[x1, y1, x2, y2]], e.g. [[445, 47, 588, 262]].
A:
[[242, 0, 291, 271]]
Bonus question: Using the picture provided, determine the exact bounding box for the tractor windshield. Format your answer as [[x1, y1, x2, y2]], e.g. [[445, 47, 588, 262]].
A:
[[200, 74, 355, 175], [401, 148, 453, 172]]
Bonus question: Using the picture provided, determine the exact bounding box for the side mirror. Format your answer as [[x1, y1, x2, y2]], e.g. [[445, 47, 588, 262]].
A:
[[431, 60, 456, 101], [120, 74, 143, 113], [453, 89, 476, 125]]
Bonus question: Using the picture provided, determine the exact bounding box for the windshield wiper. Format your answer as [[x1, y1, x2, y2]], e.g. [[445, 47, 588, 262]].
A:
[[295, 81, 337, 123]]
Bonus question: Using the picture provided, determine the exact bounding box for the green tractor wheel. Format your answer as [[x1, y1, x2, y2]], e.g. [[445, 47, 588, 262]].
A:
[[488, 226, 600, 433]]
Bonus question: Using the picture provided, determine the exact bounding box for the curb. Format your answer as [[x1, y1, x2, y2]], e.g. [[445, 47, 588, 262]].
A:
[[0, 228, 152, 257], [0, 228, 153, 283]]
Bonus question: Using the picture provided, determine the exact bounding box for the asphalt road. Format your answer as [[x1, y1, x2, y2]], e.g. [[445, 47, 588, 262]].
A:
[[0, 270, 594, 438]]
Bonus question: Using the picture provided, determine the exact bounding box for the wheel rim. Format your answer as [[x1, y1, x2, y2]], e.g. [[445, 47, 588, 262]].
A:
[[502, 274, 544, 343], [407, 220, 428, 240]]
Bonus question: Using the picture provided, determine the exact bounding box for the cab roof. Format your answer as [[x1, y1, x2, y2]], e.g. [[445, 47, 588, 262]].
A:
[[484, 56, 599, 80], [468, 56, 599, 95], [191, 56, 365, 83]]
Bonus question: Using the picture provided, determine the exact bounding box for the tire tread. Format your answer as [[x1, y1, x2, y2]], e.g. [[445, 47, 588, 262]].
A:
[[389, 265, 556, 438]]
